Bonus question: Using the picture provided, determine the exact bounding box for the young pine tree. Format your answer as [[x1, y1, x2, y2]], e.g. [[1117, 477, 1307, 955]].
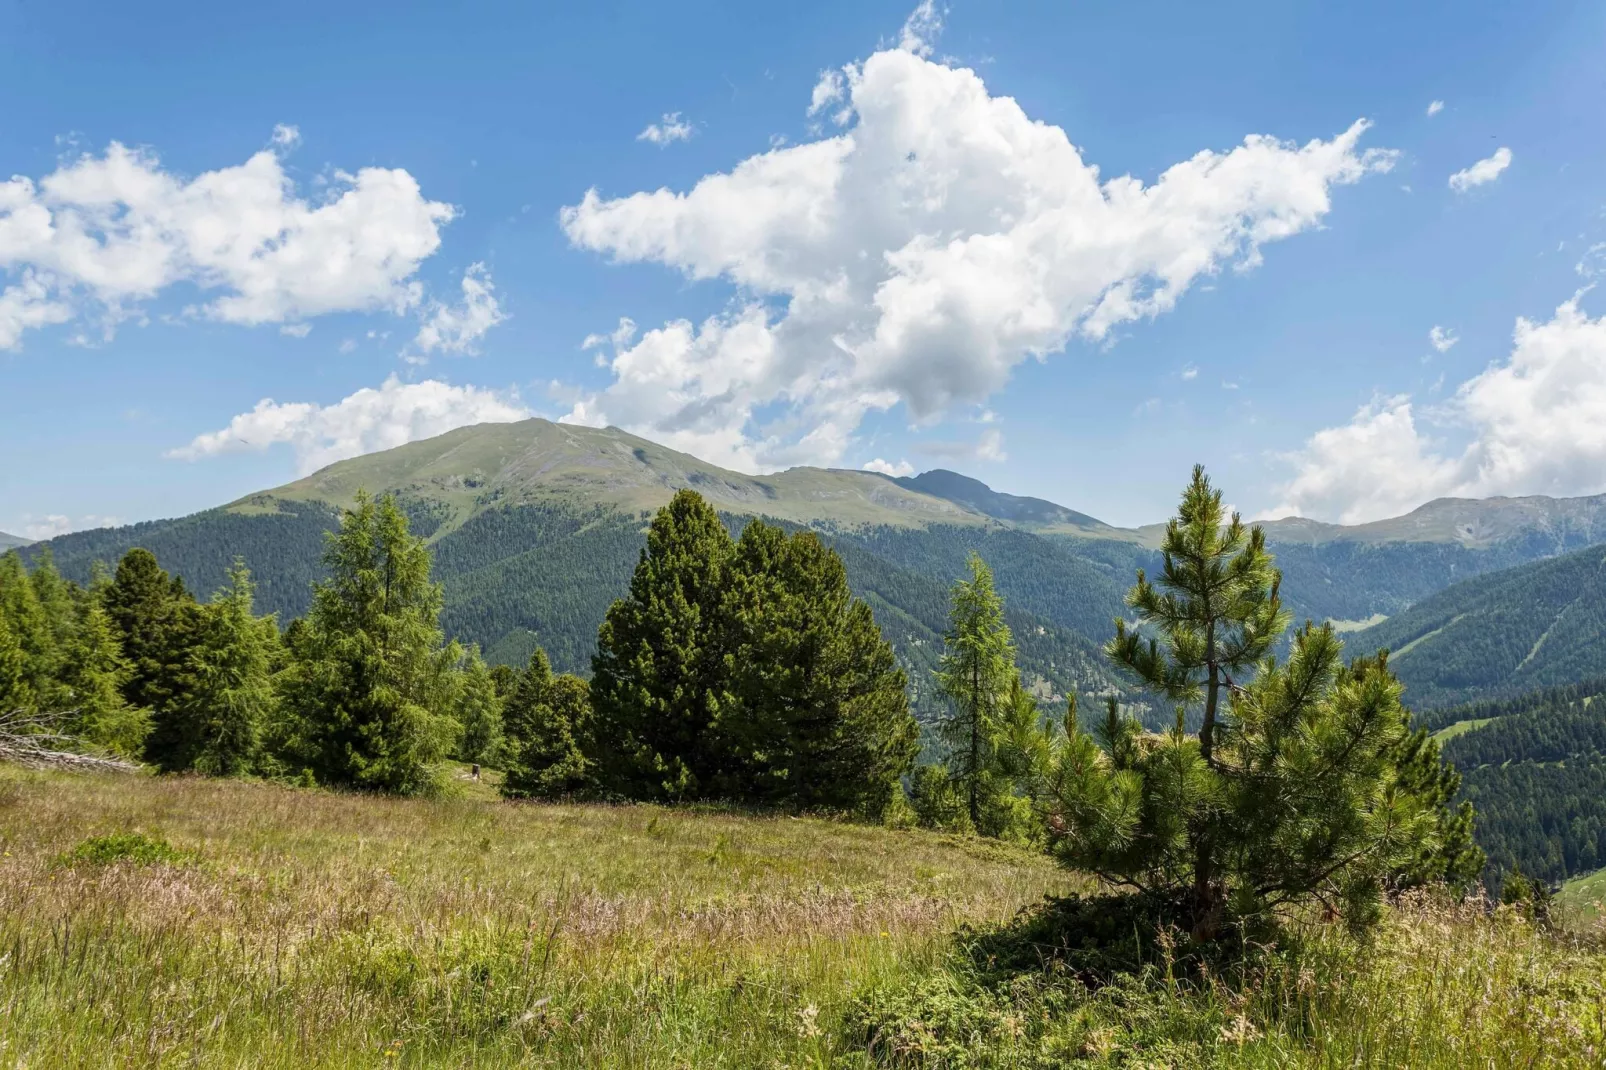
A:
[[279, 491, 460, 795], [936, 552, 1017, 832], [717, 521, 918, 814], [590, 490, 735, 800], [1045, 467, 1444, 937]]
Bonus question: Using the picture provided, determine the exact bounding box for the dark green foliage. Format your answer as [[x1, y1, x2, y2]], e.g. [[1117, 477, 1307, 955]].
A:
[[180, 562, 279, 776], [103, 549, 204, 750], [32, 502, 340, 623], [1433, 681, 1606, 889], [715, 521, 918, 813], [1389, 722, 1485, 893], [502, 672, 593, 799], [0, 612, 27, 713], [907, 762, 970, 831], [1355, 543, 1606, 708], [276, 492, 460, 795], [62, 591, 149, 758], [1498, 866, 1555, 926], [589, 490, 735, 800]]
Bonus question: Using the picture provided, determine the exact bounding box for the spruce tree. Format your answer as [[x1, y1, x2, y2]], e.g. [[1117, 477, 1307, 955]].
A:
[[0, 550, 57, 711], [0, 613, 28, 714], [278, 491, 460, 795], [62, 594, 150, 758], [502, 673, 593, 799], [718, 521, 918, 813], [590, 489, 735, 799], [180, 561, 279, 776], [454, 647, 504, 768], [936, 552, 1017, 831], [103, 548, 202, 738]]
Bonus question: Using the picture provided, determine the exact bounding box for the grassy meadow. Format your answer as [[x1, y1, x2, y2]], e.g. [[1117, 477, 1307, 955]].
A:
[[2, 767, 1604, 1068]]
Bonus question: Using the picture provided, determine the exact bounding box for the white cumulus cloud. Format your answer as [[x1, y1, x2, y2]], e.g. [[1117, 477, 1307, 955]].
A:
[[1271, 295, 1606, 523], [1429, 325, 1457, 352], [638, 113, 695, 146], [408, 262, 506, 358], [558, 36, 1394, 473], [862, 457, 915, 477], [1426, 100, 1444, 117], [1448, 146, 1511, 193], [20, 513, 125, 541], [168, 375, 530, 475], [0, 132, 456, 349]]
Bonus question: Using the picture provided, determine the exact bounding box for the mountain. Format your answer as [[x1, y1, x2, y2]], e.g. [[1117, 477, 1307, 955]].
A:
[[23, 417, 1606, 723], [1352, 542, 1606, 709], [0, 530, 31, 550], [1427, 678, 1606, 889]]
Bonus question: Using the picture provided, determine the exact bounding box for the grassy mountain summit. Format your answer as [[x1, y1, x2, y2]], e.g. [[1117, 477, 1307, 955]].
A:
[[246, 418, 997, 535]]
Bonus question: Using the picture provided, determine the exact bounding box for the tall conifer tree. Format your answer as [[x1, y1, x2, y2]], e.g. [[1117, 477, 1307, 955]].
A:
[[181, 561, 279, 776], [936, 552, 1017, 830], [590, 490, 734, 799], [279, 491, 460, 795]]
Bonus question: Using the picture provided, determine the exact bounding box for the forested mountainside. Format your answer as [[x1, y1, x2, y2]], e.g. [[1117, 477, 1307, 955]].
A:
[[25, 419, 1606, 721], [1353, 542, 1606, 708], [1429, 678, 1606, 889]]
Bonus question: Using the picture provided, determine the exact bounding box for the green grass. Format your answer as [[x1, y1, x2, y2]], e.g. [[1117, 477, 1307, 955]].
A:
[[2, 766, 1603, 1068], [1560, 867, 1606, 928], [1431, 716, 1498, 743]]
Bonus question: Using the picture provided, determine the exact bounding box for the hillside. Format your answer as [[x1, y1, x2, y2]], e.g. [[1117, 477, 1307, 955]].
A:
[[3, 766, 1602, 1067], [0, 530, 30, 550], [24, 418, 1606, 720], [1354, 542, 1606, 708], [1429, 679, 1606, 889]]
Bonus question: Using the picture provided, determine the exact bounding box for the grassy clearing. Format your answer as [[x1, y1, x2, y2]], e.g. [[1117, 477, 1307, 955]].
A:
[[1430, 715, 1498, 743], [0, 767, 1072, 1068], [2, 768, 1604, 1068], [1561, 867, 1606, 928]]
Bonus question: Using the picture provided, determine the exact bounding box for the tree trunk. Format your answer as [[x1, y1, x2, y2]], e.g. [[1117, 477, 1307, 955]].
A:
[[1192, 626, 1221, 938], [969, 658, 981, 829]]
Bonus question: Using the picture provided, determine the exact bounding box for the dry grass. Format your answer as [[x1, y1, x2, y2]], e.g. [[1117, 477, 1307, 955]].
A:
[[0, 766, 1075, 1068]]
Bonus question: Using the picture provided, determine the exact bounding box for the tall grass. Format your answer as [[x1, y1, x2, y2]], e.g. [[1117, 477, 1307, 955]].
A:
[[1, 767, 1602, 1067], [0, 767, 1071, 1067]]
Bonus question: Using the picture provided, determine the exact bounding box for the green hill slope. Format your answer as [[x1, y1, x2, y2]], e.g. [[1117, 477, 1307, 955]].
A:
[[0, 530, 31, 550], [1353, 543, 1606, 708], [1428, 679, 1606, 888]]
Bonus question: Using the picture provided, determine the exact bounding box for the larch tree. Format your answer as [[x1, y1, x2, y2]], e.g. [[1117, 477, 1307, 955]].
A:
[[278, 491, 461, 795], [936, 551, 1017, 831]]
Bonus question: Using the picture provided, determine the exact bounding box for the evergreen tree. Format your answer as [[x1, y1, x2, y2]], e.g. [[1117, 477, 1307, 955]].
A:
[[1390, 719, 1485, 892], [0, 613, 27, 713], [502, 673, 593, 799], [454, 647, 504, 767], [1102, 465, 1286, 927], [1044, 468, 1441, 937], [103, 548, 202, 737], [0, 550, 57, 711], [717, 521, 918, 814], [501, 646, 552, 759], [590, 490, 735, 799], [936, 552, 1017, 830], [278, 491, 460, 795], [62, 594, 150, 758], [179, 561, 279, 776]]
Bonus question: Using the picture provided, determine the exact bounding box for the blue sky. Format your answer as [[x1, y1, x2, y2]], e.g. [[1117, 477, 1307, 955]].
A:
[[3, 0, 1605, 537]]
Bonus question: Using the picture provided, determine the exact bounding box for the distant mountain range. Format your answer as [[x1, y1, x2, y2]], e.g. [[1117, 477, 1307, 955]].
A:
[[0, 531, 31, 550], [22, 418, 1606, 716]]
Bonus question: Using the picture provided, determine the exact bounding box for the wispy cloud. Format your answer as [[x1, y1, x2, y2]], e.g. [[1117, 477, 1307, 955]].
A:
[[637, 113, 694, 146]]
